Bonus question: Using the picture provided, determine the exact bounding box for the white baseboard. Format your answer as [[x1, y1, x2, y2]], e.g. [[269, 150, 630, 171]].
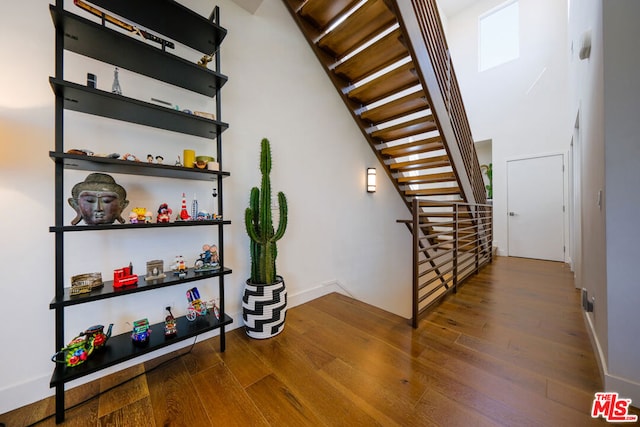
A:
[[583, 311, 640, 405], [0, 280, 349, 415]]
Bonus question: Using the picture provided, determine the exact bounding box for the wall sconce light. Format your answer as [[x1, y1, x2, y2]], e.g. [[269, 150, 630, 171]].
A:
[[367, 167, 376, 193]]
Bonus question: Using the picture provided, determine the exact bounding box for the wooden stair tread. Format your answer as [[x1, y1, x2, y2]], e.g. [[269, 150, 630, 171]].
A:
[[405, 186, 461, 196], [371, 115, 437, 142], [334, 28, 408, 83], [381, 137, 443, 158], [361, 90, 430, 124], [347, 61, 419, 105], [299, 0, 360, 31], [318, 0, 396, 58], [397, 171, 456, 184], [388, 154, 451, 171]]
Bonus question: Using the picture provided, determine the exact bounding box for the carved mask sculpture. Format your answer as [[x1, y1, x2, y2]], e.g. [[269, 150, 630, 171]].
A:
[[68, 173, 129, 225]]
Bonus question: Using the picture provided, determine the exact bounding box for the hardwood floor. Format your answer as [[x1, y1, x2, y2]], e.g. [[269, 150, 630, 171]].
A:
[[3, 256, 637, 426]]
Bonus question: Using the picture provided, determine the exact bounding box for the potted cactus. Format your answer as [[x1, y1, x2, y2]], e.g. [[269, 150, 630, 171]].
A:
[[242, 138, 288, 339]]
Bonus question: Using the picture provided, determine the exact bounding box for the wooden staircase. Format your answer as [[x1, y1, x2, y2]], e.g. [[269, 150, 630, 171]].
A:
[[282, 0, 493, 325], [282, 0, 486, 207]]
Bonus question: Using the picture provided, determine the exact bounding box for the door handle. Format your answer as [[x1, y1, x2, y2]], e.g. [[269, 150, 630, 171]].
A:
[[509, 212, 516, 216]]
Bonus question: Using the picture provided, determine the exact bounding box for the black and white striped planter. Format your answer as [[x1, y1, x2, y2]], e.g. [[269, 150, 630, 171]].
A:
[[242, 276, 287, 339]]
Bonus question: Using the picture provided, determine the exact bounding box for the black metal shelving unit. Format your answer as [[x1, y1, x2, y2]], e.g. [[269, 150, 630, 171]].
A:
[[49, 1, 229, 423]]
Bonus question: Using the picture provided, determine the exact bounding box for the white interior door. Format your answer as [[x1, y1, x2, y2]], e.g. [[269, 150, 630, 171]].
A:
[[507, 154, 565, 261]]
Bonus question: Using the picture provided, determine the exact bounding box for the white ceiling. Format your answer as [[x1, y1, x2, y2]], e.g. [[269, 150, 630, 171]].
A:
[[437, 0, 478, 18]]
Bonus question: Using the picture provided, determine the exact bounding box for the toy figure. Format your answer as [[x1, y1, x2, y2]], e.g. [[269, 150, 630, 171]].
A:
[[194, 244, 220, 272], [128, 211, 138, 223], [157, 203, 172, 223], [172, 255, 187, 277], [164, 307, 177, 337], [144, 210, 153, 223], [131, 318, 150, 346], [132, 207, 147, 222]]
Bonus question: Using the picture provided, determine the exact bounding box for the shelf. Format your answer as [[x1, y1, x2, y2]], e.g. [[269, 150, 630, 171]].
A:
[[50, 152, 229, 181], [50, 267, 232, 309], [83, 0, 227, 54], [49, 78, 229, 139], [50, 219, 231, 233], [50, 312, 233, 386], [50, 6, 227, 97]]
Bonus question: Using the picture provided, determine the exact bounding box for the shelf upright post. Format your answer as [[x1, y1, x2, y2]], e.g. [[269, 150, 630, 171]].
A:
[[212, 5, 226, 353], [53, 0, 66, 422]]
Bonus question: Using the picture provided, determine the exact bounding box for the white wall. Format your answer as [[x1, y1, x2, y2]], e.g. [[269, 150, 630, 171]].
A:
[[603, 0, 640, 395], [444, 0, 570, 255], [0, 0, 411, 413]]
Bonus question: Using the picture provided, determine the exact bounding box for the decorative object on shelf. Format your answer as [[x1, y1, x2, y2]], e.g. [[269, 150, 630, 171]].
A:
[[87, 73, 96, 88], [196, 210, 211, 220], [183, 149, 195, 168], [156, 203, 172, 223], [198, 53, 213, 68], [186, 287, 210, 321], [111, 67, 122, 95], [130, 207, 147, 223], [122, 153, 140, 161], [50, 323, 113, 367], [194, 111, 216, 120], [66, 148, 93, 156], [51, 335, 90, 367], [68, 173, 129, 225], [194, 244, 220, 272], [480, 163, 493, 199], [145, 259, 166, 281], [113, 263, 138, 287], [207, 161, 219, 171], [144, 210, 153, 223], [171, 255, 187, 277], [131, 318, 151, 346], [195, 155, 214, 169], [73, 0, 175, 49], [243, 138, 289, 339], [164, 307, 177, 337], [175, 156, 183, 167], [83, 323, 113, 351], [70, 272, 103, 296], [177, 192, 191, 221], [155, 155, 164, 164], [147, 154, 154, 163], [191, 193, 198, 219]]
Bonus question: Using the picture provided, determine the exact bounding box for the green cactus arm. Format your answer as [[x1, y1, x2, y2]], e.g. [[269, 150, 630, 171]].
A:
[[274, 191, 288, 241]]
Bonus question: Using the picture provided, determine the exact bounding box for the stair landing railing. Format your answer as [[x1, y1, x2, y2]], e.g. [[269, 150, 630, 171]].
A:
[[398, 198, 493, 328]]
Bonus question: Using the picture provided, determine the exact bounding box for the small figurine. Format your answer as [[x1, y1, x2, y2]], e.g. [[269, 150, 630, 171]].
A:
[[144, 210, 153, 223], [113, 263, 138, 287], [164, 307, 177, 337], [157, 203, 172, 223], [131, 318, 150, 346], [177, 193, 191, 221], [175, 155, 183, 167], [112, 67, 122, 95], [171, 255, 187, 278], [128, 211, 138, 223], [196, 210, 211, 220], [132, 207, 147, 223], [147, 154, 154, 163], [155, 155, 164, 164], [194, 244, 220, 272]]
